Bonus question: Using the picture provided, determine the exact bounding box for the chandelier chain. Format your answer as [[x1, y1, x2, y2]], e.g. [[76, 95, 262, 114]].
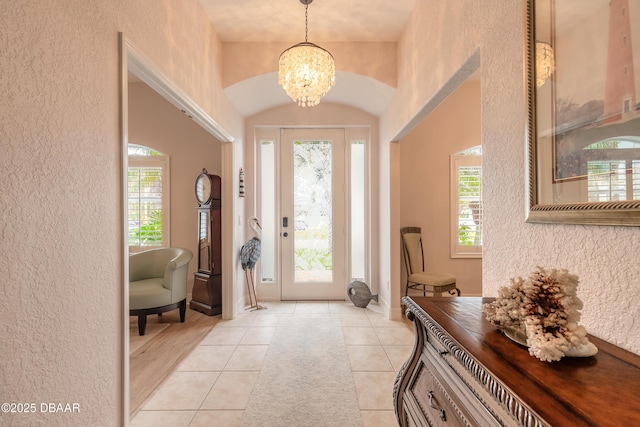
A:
[[304, 3, 308, 43]]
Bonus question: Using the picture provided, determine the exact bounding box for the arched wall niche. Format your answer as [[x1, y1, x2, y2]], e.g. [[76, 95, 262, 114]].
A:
[[224, 71, 396, 117]]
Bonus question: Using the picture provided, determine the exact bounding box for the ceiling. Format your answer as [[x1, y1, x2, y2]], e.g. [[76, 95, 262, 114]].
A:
[[198, 0, 416, 43], [128, 1, 414, 116], [129, 1, 483, 117], [197, 0, 416, 116]]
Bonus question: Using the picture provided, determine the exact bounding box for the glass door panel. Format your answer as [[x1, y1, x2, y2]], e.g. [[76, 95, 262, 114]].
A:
[[281, 129, 346, 300], [293, 140, 333, 282]]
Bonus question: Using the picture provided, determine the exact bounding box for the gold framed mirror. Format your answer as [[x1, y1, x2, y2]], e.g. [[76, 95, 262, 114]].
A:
[[526, 0, 640, 226]]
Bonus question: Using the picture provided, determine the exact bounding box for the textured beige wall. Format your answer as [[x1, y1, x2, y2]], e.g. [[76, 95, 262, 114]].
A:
[[0, 0, 241, 425], [2, 1, 639, 425], [128, 82, 223, 281], [381, 0, 639, 354], [400, 81, 483, 297]]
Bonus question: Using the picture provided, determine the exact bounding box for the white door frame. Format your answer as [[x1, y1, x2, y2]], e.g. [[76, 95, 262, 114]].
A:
[[120, 34, 236, 424], [255, 126, 372, 303]]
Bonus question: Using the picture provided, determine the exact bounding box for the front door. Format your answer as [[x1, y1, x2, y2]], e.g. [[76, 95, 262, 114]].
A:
[[280, 128, 347, 300]]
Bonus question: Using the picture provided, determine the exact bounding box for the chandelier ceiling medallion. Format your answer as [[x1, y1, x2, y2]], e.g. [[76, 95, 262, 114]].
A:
[[278, 0, 335, 107]]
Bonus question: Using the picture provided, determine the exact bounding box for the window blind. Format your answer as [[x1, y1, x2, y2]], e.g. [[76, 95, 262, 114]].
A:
[[128, 165, 164, 247]]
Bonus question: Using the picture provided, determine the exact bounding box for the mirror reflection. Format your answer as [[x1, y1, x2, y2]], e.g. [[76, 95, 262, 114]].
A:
[[533, 0, 640, 206]]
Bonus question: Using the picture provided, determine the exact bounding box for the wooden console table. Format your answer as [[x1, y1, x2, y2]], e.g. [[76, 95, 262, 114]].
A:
[[394, 297, 640, 427]]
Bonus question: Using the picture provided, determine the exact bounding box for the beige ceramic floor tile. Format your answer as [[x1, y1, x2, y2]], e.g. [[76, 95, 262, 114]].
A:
[[352, 372, 397, 410], [224, 345, 269, 371], [343, 326, 381, 345], [294, 301, 330, 313], [256, 301, 295, 313], [130, 410, 196, 427], [189, 410, 243, 427], [143, 371, 220, 410], [374, 327, 415, 346], [215, 313, 256, 327], [250, 313, 285, 326], [177, 345, 236, 372], [239, 326, 276, 345], [200, 371, 259, 410], [347, 346, 394, 371], [141, 300, 410, 424], [200, 326, 247, 345], [364, 304, 385, 314], [293, 312, 333, 319], [339, 313, 372, 327], [361, 410, 399, 427], [367, 313, 412, 328], [383, 346, 413, 372], [329, 301, 367, 314]]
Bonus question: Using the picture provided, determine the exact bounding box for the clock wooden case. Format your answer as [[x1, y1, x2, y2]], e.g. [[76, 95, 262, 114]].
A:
[[190, 169, 222, 316]]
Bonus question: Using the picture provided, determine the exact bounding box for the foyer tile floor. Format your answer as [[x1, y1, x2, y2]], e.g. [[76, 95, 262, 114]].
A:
[[131, 301, 413, 427]]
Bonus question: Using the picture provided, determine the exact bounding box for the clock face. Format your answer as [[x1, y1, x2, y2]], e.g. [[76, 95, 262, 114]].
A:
[[195, 172, 212, 205]]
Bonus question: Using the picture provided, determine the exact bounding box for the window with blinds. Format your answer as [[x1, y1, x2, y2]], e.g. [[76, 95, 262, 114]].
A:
[[450, 147, 482, 258], [587, 159, 640, 202], [128, 145, 169, 251], [583, 139, 640, 202]]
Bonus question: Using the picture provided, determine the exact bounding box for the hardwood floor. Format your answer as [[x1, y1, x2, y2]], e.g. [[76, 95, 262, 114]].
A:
[[129, 305, 220, 417]]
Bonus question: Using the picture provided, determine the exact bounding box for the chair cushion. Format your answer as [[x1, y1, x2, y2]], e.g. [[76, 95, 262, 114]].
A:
[[129, 278, 171, 310], [409, 272, 456, 286]]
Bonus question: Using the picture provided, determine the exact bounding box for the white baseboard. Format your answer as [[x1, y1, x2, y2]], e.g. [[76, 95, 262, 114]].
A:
[[375, 294, 404, 320]]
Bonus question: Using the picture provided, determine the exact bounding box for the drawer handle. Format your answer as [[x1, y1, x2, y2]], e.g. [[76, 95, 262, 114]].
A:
[[427, 391, 447, 422]]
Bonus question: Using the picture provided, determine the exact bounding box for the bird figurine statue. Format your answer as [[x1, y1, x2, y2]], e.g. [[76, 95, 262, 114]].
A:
[[240, 216, 265, 310]]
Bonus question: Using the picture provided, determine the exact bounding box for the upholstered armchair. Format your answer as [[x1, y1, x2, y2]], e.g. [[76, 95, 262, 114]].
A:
[[129, 247, 193, 336]]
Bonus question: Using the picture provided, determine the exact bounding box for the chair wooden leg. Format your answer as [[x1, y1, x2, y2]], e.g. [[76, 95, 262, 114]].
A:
[[179, 300, 186, 323], [137, 315, 147, 336]]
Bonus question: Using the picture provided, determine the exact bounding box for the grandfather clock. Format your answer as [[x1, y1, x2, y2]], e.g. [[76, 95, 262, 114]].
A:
[[190, 169, 222, 316]]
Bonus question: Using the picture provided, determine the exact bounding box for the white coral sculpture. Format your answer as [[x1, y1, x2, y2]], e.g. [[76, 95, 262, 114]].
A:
[[482, 267, 591, 362]]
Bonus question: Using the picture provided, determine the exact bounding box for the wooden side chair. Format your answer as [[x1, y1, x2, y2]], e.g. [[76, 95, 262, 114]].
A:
[[400, 226, 460, 297]]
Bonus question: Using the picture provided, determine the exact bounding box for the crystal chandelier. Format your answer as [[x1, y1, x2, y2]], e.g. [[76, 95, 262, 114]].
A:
[[536, 41, 555, 88], [278, 0, 335, 107]]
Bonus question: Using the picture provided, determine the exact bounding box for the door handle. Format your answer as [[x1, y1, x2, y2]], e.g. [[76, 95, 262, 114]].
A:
[[283, 217, 289, 227]]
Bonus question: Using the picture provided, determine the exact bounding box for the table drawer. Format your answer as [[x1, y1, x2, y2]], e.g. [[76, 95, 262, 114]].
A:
[[406, 356, 469, 426]]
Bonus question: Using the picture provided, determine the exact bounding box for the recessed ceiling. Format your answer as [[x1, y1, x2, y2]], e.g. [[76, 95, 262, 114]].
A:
[[129, 2, 479, 118], [195, 0, 486, 117], [198, 0, 416, 42]]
